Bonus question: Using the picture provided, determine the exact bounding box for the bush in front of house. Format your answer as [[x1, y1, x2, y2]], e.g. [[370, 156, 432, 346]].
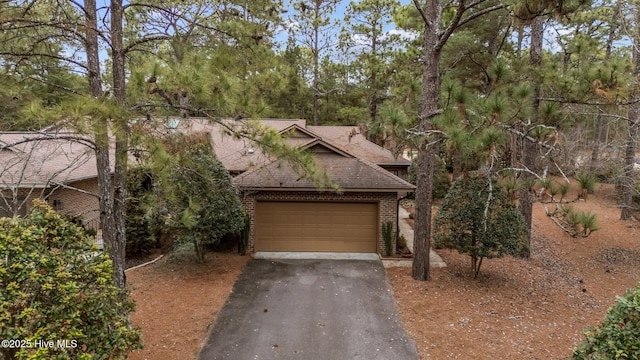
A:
[[0, 200, 141, 360], [163, 140, 245, 262], [572, 283, 640, 359], [125, 167, 157, 257], [433, 172, 528, 278]]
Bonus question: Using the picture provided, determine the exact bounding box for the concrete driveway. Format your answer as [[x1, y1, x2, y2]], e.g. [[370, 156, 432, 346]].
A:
[[198, 259, 419, 360]]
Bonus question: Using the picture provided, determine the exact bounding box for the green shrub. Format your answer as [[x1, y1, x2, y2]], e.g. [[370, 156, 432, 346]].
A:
[[165, 142, 245, 262], [575, 172, 599, 198], [125, 167, 156, 257], [434, 172, 528, 277], [573, 283, 640, 359], [0, 200, 141, 360], [382, 221, 393, 256]]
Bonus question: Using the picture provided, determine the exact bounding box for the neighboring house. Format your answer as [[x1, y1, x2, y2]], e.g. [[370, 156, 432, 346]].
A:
[[0, 131, 101, 233], [1, 118, 414, 255]]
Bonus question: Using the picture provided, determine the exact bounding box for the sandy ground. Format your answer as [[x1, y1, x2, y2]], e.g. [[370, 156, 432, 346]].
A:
[[125, 183, 639, 359], [389, 184, 640, 359], [126, 252, 249, 360]]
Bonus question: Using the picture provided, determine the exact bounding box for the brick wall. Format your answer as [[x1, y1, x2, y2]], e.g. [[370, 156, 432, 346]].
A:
[[240, 190, 399, 254], [1, 178, 100, 232], [46, 178, 100, 229]]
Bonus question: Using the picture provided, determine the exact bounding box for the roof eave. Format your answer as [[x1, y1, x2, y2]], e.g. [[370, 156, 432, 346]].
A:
[[237, 186, 415, 192]]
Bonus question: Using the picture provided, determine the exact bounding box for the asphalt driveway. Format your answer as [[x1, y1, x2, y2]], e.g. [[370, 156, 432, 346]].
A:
[[197, 259, 419, 360]]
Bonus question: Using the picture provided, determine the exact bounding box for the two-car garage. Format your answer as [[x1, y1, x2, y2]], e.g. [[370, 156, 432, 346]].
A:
[[254, 201, 378, 253]]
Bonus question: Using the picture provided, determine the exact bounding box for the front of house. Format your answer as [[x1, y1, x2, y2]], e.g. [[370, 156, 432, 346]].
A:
[[1, 118, 414, 256], [193, 119, 415, 255]]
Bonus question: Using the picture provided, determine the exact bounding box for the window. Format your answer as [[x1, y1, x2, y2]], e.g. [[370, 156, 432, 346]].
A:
[[53, 199, 64, 211]]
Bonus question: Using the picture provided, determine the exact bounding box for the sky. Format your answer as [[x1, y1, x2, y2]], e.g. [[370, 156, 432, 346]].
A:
[[275, 0, 414, 50]]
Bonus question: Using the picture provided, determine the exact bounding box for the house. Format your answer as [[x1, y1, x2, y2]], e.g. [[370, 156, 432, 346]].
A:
[[1, 118, 414, 255], [178, 118, 414, 255], [0, 131, 101, 231]]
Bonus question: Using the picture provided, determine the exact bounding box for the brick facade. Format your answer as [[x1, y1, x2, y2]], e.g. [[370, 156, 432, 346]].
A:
[[240, 190, 399, 254], [0, 178, 100, 230], [47, 178, 100, 229]]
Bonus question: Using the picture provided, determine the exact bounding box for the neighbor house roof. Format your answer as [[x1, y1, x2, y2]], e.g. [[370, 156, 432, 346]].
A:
[[0, 132, 100, 188]]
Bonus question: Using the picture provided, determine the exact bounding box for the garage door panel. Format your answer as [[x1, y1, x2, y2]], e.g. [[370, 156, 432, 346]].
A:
[[255, 201, 377, 252]]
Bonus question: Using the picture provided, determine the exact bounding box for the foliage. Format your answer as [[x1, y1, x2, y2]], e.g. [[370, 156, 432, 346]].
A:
[[573, 283, 640, 359], [575, 173, 599, 198], [0, 200, 141, 360], [434, 172, 528, 278], [556, 205, 600, 238], [382, 221, 393, 256], [125, 167, 156, 257], [160, 137, 245, 262], [408, 156, 451, 199]]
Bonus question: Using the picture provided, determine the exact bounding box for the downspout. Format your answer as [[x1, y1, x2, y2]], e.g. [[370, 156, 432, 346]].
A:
[[396, 192, 414, 252]]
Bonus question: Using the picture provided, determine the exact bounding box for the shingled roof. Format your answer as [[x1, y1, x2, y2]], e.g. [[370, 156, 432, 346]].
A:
[[307, 125, 410, 166], [171, 118, 410, 173], [0, 132, 99, 187], [233, 140, 414, 192]]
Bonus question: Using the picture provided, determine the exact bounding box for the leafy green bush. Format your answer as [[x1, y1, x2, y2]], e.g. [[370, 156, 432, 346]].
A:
[[382, 221, 393, 257], [434, 172, 528, 277], [125, 167, 156, 257], [0, 201, 141, 360], [164, 141, 245, 262], [573, 283, 640, 359]]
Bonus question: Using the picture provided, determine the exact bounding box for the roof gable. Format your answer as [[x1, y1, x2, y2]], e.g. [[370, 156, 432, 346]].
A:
[[303, 139, 354, 158], [234, 151, 414, 192], [307, 126, 410, 165], [279, 124, 318, 140]]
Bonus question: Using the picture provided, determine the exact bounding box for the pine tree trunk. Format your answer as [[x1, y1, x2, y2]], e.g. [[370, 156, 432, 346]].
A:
[[590, 108, 605, 171], [621, 116, 638, 220], [412, 0, 442, 281], [312, 1, 320, 126], [452, 147, 462, 180], [84, 0, 119, 285], [621, 7, 640, 220], [110, 0, 128, 289], [518, 15, 544, 258], [592, 4, 619, 170]]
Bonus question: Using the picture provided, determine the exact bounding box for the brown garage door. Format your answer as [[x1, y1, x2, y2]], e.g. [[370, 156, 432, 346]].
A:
[[254, 201, 378, 252]]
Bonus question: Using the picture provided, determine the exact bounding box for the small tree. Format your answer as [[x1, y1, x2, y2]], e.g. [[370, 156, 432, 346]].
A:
[[125, 166, 156, 257], [573, 283, 640, 359], [162, 138, 245, 262], [0, 200, 141, 360], [434, 172, 528, 278]]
